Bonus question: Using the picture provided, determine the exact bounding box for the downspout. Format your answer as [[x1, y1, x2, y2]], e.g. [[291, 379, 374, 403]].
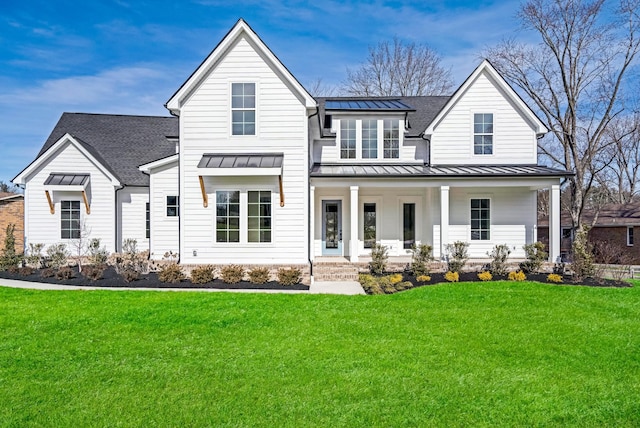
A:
[[114, 185, 125, 253], [308, 106, 320, 280], [140, 170, 152, 263]]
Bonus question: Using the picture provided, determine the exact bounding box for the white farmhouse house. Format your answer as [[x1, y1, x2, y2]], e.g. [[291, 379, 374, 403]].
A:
[[13, 19, 570, 280]]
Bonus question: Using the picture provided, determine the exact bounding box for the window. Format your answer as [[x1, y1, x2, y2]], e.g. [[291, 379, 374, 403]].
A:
[[474, 113, 493, 155], [340, 119, 356, 159], [362, 119, 377, 159], [383, 119, 399, 158], [403, 203, 415, 249], [248, 191, 271, 243], [628, 227, 634, 246], [146, 202, 150, 239], [231, 83, 255, 135], [61, 200, 80, 239], [471, 199, 490, 240], [216, 191, 240, 243], [562, 228, 572, 240], [166, 196, 179, 217], [363, 203, 376, 249]]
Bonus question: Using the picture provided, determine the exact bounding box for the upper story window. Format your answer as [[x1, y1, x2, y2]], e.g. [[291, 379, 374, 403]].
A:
[[362, 120, 377, 159], [340, 119, 356, 159], [383, 119, 399, 159], [231, 83, 255, 136], [474, 113, 493, 155]]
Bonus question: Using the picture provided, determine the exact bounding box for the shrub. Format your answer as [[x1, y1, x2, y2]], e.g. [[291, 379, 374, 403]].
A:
[[395, 281, 413, 291], [112, 239, 147, 274], [508, 270, 526, 281], [25, 243, 45, 269], [220, 265, 245, 284], [359, 274, 383, 295], [40, 268, 56, 278], [55, 266, 75, 280], [389, 273, 403, 284], [82, 265, 106, 281], [445, 241, 469, 274], [571, 225, 595, 281], [248, 267, 270, 284], [488, 244, 511, 276], [369, 243, 388, 275], [121, 269, 140, 283], [158, 262, 185, 283], [46, 244, 69, 269], [416, 274, 431, 283], [410, 243, 433, 276], [444, 271, 459, 282], [18, 266, 35, 276], [477, 271, 493, 281], [278, 267, 302, 286], [547, 273, 563, 283], [190, 265, 215, 284], [87, 238, 109, 266], [520, 242, 547, 274], [0, 224, 22, 270]]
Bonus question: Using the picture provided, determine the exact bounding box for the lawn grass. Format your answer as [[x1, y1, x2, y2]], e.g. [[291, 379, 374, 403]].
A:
[[1, 281, 639, 427]]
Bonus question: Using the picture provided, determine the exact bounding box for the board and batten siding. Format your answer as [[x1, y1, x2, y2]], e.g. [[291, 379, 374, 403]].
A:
[[148, 162, 179, 260], [430, 71, 538, 165], [178, 35, 309, 265], [23, 141, 116, 252], [117, 187, 149, 252]]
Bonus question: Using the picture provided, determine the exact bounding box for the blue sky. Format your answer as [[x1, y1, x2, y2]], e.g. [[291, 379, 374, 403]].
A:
[[1, 0, 527, 185]]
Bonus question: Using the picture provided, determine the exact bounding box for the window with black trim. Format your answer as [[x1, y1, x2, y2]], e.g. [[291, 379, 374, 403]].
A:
[[403, 203, 415, 249], [248, 191, 271, 243], [471, 198, 490, 240], [628, 226, 634, 246], [61, 200, 80, 239], [166, 196, 179, 217], [146, 202, 150, 239], [363, 203, 376, 249], [474, 113, 493, 155], [216, 191, 240, 243], [231, 83, 255, 135]]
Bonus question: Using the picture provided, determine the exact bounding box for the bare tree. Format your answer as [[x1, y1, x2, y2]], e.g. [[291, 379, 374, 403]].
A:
[[0, 181, 19, 193], [485, 0, 640, 229], [307, 78, 338, 97], [343, 37, 454, 96]]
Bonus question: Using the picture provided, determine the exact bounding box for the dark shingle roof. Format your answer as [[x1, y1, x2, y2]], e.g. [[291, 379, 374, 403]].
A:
[[315, 96, 451, 138], [38, 113, 179, 186], [539, 202, 640, 227]]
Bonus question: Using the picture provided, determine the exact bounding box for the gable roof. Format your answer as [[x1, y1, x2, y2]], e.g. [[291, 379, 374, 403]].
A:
[[424, 60, 548, 136], [0, 192, 23, 202], [315, 96, 451, 138], [166, 19, 316, 114], [27, 113, 178, 186]]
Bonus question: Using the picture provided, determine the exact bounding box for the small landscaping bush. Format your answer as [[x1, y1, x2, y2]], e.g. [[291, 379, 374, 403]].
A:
[[40, 268, 56, 278], [410, 243, 433, 277], [445, 241, 469, 274], [121, 269, 140, 283], [369, 243, 388, 275], [444, 271, 459, 282], [18, 267, 35, 276], [111, 239, 147, 274], [158, 263, 185, 283], [0, 224, 22, 271], [277, 267, 301, 286], [55, 266, 75, 280], [87, 238, 109, 266], [416, 274, 431, 283], [190, 265, 215, 284], [520, 242, 547, 274], [488, 244, 511, 276], [389, 273, 403, 284], [220, 265, 245, 284], [248, 267, 270, 284], [547, 273, 563, 283], [46, 244, 69, 269], [82, 265, 106, 281], [508, 270, 526, 281], [25, 243, 45, 269], [358, 274, 383, 295], [477, 271, 493, 281]]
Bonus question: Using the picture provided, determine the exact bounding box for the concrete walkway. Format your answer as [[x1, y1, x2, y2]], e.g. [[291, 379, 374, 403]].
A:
[[0, 278, 365, 295]]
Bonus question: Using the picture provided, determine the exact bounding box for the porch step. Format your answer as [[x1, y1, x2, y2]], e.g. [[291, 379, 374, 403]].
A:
[[312, 263, 360, 281]]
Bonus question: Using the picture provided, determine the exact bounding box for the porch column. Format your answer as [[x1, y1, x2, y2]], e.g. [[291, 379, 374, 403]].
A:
[[440, 186, 449, 260], [350, 186, 359, 262], [310, 186, 315, 262], [550, 183, 560, 262]]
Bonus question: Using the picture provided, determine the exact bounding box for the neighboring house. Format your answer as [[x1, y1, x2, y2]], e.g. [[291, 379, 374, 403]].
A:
[[0, 192, 24, 253], [13, 19, 570, 278], [538, 203, 640, 264]]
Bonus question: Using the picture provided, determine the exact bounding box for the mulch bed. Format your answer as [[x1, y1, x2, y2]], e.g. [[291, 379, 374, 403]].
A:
[[0, 266, 310, 291]]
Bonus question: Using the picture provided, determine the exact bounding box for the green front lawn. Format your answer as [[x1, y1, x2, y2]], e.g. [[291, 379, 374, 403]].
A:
[[1, 281, 639, 427]]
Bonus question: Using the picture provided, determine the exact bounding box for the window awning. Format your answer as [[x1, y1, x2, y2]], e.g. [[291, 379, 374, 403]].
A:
[[43, 173, 91, 214], [197, 153, 285, 208]]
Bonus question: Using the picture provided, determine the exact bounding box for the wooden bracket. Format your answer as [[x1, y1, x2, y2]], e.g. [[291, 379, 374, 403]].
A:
[[81, 191, 91, 214], [45, 190, 54, 214], [199, 176, 208, 208], [278, 175, 285, 207]]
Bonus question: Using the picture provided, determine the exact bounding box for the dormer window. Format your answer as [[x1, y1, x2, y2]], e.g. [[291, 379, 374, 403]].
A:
[[474, 113, 493, 155], [338, 118, 403, 160], [340, 119, 356, 159], [231, 83, 255, 136]]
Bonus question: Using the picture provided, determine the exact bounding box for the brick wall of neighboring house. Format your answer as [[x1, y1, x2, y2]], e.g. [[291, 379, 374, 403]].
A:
[[0, 196, 24, 254]]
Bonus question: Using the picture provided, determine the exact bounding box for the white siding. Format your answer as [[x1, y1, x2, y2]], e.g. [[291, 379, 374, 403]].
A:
[[23, 141, 116, 253], [117, 187, 149, 252], [178, 35, 309, 265], [430, 71, 538, 165], [148, 162, 179, 260]]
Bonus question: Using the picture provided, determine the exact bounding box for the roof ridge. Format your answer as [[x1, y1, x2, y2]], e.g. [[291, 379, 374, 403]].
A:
[[61, 112, 175, 119]]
